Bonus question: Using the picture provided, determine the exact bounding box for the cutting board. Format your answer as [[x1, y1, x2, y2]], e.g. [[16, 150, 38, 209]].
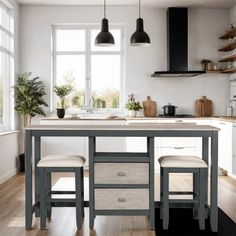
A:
[[195, 96, 213, 117], [142, 96, 157, 117]]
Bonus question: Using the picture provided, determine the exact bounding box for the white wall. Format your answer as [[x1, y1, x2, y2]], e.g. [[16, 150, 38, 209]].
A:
[[20, 5, 230, 117], [0, 0, 20, 184], [230, 5, 236, 22], [0, 132, 19, 184]]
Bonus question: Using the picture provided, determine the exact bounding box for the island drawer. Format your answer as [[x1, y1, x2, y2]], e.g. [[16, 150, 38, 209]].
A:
[[94, 163, 149, 184], [95, 189, 149, 210]]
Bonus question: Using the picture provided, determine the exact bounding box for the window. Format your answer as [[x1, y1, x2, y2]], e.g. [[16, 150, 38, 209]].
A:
[[0, 1, 14, 131], [52, 25, 124, 112]]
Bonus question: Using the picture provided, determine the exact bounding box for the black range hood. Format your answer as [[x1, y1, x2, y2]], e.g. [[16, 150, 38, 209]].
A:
[[152, 8, 205, 77]]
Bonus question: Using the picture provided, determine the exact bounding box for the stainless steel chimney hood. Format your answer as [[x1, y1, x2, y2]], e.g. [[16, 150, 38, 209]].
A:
[[151, 8, 205, 78]]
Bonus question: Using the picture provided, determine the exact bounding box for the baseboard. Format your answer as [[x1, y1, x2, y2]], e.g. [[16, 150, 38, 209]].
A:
[[0, 168, 18, 185], [228, 173, 236, 180]]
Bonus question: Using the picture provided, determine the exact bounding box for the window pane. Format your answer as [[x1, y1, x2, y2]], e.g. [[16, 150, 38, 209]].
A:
[[91, 55, 120, 109], [56, 29, 85, 52], [0, 53, 3, 125], [91, 29, 121, 52], [56, 55, 86, 108]]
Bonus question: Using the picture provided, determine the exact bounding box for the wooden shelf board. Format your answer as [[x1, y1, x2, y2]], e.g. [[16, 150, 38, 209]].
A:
[[219, 54, 236, 62], [221, 68, 236, 74], [206, 70, 223, 73], [220, 28, 236, 39], [218, 41, 236, 52]]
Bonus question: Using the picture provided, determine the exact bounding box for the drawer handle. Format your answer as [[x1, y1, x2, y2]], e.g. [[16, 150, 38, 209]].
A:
[[117, 171, 126, 177], [219, 122, 226, 125], [118, 197, 126, 203], [174, 147, 185, 149], [175, 120, 183, 123]]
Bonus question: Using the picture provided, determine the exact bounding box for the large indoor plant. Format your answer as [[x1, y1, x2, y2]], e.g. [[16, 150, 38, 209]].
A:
[[53, 84, 73, 118], [13, 72, 48, 171]]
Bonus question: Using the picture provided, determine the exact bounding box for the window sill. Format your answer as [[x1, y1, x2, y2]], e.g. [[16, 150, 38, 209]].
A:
[[0, 130, 19, 137]]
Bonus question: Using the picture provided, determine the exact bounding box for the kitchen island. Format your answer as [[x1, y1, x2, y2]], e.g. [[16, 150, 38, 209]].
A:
[[25, 123, 219, 232]]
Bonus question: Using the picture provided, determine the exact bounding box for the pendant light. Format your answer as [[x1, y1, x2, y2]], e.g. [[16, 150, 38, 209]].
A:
[[130, 0, 151, 46], [95, 0, 115, 46]]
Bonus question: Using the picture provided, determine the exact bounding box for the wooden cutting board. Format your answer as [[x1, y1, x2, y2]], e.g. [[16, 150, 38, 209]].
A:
[[142, 96, 157, 117], [195, 96, 213, 117]]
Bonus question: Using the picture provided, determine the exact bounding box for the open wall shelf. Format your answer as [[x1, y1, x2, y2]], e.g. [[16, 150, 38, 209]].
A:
[[218, 41, 236, 52], [220, 28, 236, 40], [219, 54, 236, 63]]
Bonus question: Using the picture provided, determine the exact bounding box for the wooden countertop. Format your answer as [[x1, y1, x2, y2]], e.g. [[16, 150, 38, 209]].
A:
[[26, 123, 219, 131]]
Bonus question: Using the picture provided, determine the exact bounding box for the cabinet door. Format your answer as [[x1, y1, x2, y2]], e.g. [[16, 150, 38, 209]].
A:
[[212, 121, 232, 172], [95, 120, 127, 152], [126, 137, 147, 152], [230, 80, 236, 100], [96, 137, 127, 152]]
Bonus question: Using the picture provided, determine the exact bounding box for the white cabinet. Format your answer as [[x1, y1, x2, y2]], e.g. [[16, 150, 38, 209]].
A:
[[211, 120, 232, 173], [232, 124, 236, 175], [230, 80, 236, 100]]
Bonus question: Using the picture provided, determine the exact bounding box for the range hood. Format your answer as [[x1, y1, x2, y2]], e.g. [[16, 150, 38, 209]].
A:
[[151, 8, 205, 77]]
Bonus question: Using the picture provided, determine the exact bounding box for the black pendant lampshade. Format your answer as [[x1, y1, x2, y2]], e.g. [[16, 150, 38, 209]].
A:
[[130, 0, 151, 46], [95, 0, 115, 46]]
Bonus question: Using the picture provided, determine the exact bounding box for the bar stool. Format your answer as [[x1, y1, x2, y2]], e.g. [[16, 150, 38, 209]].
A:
[[158, 155, 208, 230], [37, 155, 85, 230]]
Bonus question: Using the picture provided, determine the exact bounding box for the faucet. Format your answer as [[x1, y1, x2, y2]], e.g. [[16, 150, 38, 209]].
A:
[[227, 95, 236, 116], [81, 99, 93, 113]]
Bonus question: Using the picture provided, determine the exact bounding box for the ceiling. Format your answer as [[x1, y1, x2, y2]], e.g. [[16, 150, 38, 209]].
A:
[[17, 0, 236, 8]]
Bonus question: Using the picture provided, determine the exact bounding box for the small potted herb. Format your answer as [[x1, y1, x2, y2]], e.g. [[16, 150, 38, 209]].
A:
[[53, 84, 73, 118], [125, 94, 142, 117]]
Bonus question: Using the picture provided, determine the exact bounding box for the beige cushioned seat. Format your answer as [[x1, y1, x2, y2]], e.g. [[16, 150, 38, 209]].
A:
[[158, 155, 207, 168], [37, 155, 86, 168]]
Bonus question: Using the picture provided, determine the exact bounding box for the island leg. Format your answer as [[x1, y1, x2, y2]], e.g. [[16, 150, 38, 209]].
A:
[[89, 136, 95, 230], [34, 136, 41, 217], [25, 130, 33, 230], [147, 137, 155, 230], [210, 131, 218, 232]]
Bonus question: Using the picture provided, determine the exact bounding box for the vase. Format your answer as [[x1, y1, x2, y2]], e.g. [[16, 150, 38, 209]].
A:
[[128, 110, 137, 117], [57, 108, 65, 119]]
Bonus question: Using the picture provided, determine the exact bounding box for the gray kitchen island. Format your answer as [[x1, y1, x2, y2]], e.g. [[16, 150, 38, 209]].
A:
[[24, 123, 219, 232]]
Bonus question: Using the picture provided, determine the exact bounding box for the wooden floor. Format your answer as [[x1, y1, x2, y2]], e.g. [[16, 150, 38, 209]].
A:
[[0, 172, 236, 236]]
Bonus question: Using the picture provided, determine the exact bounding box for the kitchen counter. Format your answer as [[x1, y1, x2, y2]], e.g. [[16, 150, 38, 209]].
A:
[[41, 116, 236, 122]]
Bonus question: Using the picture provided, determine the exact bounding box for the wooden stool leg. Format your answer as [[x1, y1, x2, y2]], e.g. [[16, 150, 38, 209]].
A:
[[163, 168, 169, 230], [39, 168, 47, 229], [199, 169, 206, 230], [75, 168, 82, 230], [80, 167, 85, 219], [46, 172, 52, 219]]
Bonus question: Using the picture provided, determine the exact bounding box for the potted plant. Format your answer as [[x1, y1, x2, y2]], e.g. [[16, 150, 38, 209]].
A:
[[53, 84, 73, 118], [13, 72, 48, 171], [125, 94, 142, 117]]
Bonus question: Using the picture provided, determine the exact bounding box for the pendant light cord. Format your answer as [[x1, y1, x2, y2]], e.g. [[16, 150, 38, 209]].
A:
[[104, 0, 106, 18], [139, 0, 141, 18]]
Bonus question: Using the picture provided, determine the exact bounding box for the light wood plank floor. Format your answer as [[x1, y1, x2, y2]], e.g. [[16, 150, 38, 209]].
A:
[[0, 172, 236, 236]]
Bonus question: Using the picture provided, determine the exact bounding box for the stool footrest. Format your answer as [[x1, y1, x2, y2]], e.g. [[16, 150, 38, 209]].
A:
[[169, 199, 198, 204], [49, 190, 76, 195], [48, 198, 76, 203], [169, 191, 194, 195]]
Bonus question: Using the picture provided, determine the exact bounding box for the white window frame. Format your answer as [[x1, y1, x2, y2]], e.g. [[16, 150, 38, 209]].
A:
[[0, 0, 14, 132], [51, 24, 125, 113]]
